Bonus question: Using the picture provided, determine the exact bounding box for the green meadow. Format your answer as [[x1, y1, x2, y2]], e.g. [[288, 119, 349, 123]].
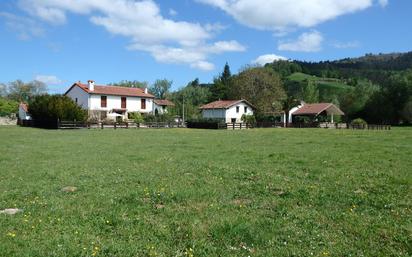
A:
[[0, 126, 411, 256]]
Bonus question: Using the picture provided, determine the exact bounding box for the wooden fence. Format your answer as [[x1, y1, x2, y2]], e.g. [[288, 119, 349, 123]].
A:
[[218, 123, 253, 130], [58, 120, 185, 129]]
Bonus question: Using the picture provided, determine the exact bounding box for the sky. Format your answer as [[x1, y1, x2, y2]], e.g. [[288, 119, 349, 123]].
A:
[[0, 0, 411, 93]]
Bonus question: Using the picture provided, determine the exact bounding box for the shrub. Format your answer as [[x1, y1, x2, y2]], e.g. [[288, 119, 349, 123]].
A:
[[128, 112, 144, 123], [351, 118, 368, 127], [28, 95, 87, 128], [0, 97, 18, 117], [241, 114, 256, 125]]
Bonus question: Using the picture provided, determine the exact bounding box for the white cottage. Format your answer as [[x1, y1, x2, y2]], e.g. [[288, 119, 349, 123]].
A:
[[200, 100, 254, 123], [153, 99, 175, 115], [65, 80, 155, 120]]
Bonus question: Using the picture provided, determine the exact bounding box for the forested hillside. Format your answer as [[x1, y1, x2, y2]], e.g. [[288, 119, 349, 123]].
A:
[[265, 52, 412, 124]]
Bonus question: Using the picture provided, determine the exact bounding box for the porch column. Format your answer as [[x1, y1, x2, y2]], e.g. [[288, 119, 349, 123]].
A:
[[331, 114, 334, 123]]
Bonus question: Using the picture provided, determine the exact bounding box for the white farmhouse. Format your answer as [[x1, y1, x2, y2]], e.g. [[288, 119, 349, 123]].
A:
[[65, 80, 155, 120], [200, 100, 254, 123], [153, 99, 175, 115]]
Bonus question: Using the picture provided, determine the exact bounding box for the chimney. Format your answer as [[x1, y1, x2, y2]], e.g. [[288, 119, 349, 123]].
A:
[[144, 87, 148, 94], [88, 80, 95, 91]]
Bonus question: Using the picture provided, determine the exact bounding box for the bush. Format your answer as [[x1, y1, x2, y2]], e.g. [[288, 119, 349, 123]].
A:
[[0, 97, 18, 117], [128, 112, 144, 123], [351, 118, 368, 127], [28, 95, 87, 128], [241, 114, 256, 125]]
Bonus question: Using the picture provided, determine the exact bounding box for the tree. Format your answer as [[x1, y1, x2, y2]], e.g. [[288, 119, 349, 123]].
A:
[[110, 80, 148, 88], [29, 95, 87, 125], [0, 83, 7, 97], [209, 63, 232, 101], [301, 80, 319, 103], [150, 79, 172, 99], [0, 97, 18, 117], [7, 80, 47, 102], [170, 81, 211, 120], [282, 95, 300, 126], [229, 67, 286, 114]]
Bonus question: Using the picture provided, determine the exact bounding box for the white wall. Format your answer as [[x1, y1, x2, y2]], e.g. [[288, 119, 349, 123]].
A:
[[225, 102, 253, 123], [89, 94, 153, 113], [202, 102, 254, 123], [66, 85, 89, 109]]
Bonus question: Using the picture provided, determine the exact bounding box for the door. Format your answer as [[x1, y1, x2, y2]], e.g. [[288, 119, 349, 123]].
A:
[[141, 99, 146, 110]]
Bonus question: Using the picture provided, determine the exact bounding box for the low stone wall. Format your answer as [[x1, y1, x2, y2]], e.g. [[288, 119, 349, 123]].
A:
[[0, 117, 17, 125]]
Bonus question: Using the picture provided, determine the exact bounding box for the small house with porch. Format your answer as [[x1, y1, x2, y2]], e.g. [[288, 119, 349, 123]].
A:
[[290, 103, 344, 124], [65, 80, 155, 121], [200, 100, 254, 123]]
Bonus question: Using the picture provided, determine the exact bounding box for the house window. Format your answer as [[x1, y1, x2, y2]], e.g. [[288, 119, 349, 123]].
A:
[[121, 97, 126, 109], [141, 99, 146, 109], [236, 106, 240, 113], [244, 106, 247, 113], [101, 96, 107, 108], [75, 98, 78, 104]]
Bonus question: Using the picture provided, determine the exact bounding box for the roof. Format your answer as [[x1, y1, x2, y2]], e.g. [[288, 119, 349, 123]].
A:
[[292, 103, 344, 116], [200, 100, 255, 109], [65, 82, 155, 98], [19, 103, 28, 112], [154, 99, 175, 106]]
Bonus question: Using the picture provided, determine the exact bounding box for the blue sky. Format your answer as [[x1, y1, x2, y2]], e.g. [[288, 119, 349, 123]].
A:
[[0, 0, 411, 93]]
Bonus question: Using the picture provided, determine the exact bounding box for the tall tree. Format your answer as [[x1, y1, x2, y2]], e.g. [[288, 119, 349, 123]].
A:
[[0, 83, 7, 97], [229, 67, 286, 114], [7, 80, 47, 102], [210, 63, 232, 101], [150, 79, 172, 99], [301, 80, 319, 103]]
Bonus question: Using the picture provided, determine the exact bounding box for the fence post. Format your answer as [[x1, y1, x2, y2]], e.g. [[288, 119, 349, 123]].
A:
[[126, 122, 129, 129], [101, 122, 104, 129], [57, 118, 60, 129], [114, 123, 117, 129]]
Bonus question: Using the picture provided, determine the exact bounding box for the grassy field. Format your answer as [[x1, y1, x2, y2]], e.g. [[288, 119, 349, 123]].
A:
[[287, 72, 351, 93], [0, 126, 411, 256]]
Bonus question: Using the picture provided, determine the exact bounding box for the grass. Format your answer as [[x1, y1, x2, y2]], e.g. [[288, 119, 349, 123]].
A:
[[288, 72, 351, 93], [0, 126, 411, 256]]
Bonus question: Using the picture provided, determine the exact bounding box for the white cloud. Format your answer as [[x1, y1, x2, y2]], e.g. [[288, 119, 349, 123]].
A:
[[17, 0, 245, 71], [197, 0, 387, 31], [191, 61, 215, 71], [0, 12, 44, 40], [278, 31, 323, 52], [252, 54, 287, 66], [34, 75, 63, 85], [127, 39, 244, 71]]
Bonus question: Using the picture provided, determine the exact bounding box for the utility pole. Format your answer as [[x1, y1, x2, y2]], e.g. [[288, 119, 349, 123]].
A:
[[182, 96, 185, 124]]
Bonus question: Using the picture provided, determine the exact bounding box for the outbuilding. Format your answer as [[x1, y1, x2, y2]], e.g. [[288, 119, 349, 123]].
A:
[[200, 100, 254, 123]]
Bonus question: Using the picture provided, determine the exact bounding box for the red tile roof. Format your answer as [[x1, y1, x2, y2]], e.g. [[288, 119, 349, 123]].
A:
[[65, 82, 155, 98], [19, 103, 28, 112], [154, 99, 175, 106], [200, 100, 255, 109], [293, 103, 344, 115]]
